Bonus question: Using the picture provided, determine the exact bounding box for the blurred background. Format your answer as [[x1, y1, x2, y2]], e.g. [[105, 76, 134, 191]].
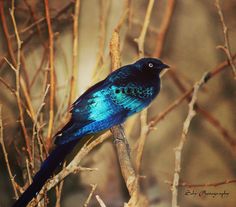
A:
[[0, 0, 236, 207]]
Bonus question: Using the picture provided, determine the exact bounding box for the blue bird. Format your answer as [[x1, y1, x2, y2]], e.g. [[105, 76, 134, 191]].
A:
[[12, 58, 169, 207]]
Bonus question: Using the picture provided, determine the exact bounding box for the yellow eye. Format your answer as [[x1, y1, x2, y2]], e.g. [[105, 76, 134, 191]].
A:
[[148, 63, 153, 68]]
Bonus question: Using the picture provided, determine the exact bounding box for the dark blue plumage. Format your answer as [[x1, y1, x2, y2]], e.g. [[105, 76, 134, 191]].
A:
[[12, 58, 169, 207]]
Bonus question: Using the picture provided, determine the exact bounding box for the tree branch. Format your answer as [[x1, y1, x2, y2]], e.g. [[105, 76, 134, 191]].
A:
[[69, 0, 80, 106], [171, 73, 209, 207], [215, 0, 236, 79], [44, 0, 55, 148]]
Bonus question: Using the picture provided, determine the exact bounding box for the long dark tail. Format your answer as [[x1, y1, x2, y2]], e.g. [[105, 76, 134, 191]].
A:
[[12, 139, 78, 207]]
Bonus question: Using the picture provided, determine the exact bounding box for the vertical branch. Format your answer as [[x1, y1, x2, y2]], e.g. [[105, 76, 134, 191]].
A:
[[96, 195, 107, 207], [23, 0, 47, 48], [110, 28, 148, 206], [92, 0, 110, 81], [0, 105, 19, 199], [44, 0, 55, 147], [9, 0, 32, 161], [20, 77, 36, 120], [109, 127, 147, 207], [171, 73, 208, 207], [110, 31, 121, 70], [133, 0, 154, 173], [215, 0, 236, 79], [154, 0, 175, 57], [134, 0, 155, 57], [110, 126, 136, 189], [83, 184, 97, 207], [97, 0, 107, 66], [0, 1, 16, 66], [134, 109, 149, 172], [69, 0, 80, 106], [55, 173, 64, 207]]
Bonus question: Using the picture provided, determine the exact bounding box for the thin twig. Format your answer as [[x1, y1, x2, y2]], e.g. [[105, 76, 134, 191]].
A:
[[83, 184, 97, 207], [26, 158, 32, 184], [0, 105, 19, 199], [197, 107, 236, 149], [55, 164, 65, 207], [30, 47, 48, 88], [0, 77, 15, 93], [215, 0, 236, 79], [32, 85, 50, 165], [134, 0, 155, 57], [134, 109, 149, 173], [0, 1, 16, 66], [10, 0, 32, 162], [91, 0, 110, 81], [69, 0, 80, 106], [171, 73, 209, 207], [20, 77, 36, 120], [96, 195, 106, 207], [166, 178, 236, 188], [23, 0, 47, 48], [1, 1, 30, 90], [18, 17, 45, 35], [44, 0, 55, 148], [133, 0, 155, 173], [154, 0, 175, 57]]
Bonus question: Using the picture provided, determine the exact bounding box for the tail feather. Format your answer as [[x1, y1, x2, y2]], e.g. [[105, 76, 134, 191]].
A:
[[12, 140, 78, 207]]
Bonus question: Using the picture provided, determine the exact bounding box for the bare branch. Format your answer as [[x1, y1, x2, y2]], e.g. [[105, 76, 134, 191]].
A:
[[69, 0, 80, 106], [134, 0, 155, 57], [215, 0, 236, 79], [171, 73, 209, 207], [96, 195, 106, 207], [83, 184, 97, 207], [154, 0, 175, 57], [10, 0, 32, 162], [44, 0, 55, 147], [133, 0, 155, 174], [0, 105, 19, 199], [166, 178, 236, 188]]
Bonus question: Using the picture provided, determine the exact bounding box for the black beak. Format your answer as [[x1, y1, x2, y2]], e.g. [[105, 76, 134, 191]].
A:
[[162, 63, 170, 70]]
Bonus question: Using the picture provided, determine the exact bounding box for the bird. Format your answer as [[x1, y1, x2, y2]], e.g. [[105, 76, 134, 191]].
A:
[[12, 57, 169, 207]]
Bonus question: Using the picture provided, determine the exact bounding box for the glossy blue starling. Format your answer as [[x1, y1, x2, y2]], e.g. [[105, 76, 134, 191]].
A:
[[12, 57, 169, 207]]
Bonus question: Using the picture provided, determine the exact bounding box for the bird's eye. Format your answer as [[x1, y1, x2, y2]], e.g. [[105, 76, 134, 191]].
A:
[[148, 63, 153, 68]]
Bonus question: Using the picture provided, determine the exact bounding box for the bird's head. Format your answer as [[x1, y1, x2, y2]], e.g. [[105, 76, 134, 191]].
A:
[[134, 58, 169, 75]]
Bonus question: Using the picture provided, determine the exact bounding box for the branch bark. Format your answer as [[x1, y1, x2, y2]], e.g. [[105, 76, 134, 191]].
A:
[[109, 28, 148, 207], [171, 73, 209, 207], [215, 0, 236, 79], [44, 0, 55, 148], [69, 0, 80, 106]]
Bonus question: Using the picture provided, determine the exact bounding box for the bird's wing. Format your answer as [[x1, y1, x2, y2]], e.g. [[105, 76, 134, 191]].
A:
[[54, 79, 127, 144], [108, 83, 154, 114], [55, 66, 150, 144], [54, 79, 109, 140], [69, 65, 139, 122]]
